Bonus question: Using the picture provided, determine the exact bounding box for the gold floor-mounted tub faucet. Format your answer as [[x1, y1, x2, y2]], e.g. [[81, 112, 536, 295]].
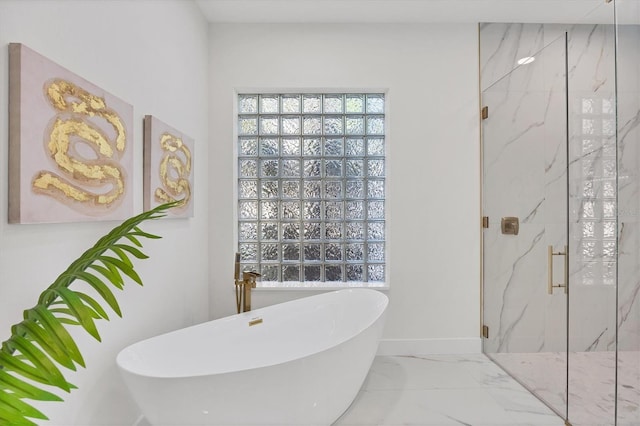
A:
[[234, 253, 261, 313]]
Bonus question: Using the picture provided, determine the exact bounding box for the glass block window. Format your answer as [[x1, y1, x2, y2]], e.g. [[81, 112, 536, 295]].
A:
[[573, 96, 616, 286], [237, 93, 386, 285]]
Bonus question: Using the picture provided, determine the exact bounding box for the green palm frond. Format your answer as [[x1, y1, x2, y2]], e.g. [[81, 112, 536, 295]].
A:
[[0, 202, 177, 425]]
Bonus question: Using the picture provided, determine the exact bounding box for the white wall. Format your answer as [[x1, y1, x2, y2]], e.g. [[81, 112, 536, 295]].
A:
[[208, 23, 481, 354], [0, 1, 209, 425]]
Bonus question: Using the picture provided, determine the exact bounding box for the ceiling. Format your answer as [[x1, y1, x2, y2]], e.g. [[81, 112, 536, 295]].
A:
[[195, 0, 617, 24]]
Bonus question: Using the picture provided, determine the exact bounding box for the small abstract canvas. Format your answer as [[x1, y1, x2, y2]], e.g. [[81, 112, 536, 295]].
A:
[[8, 43, 134, 224], [143, 115, 194, 218]]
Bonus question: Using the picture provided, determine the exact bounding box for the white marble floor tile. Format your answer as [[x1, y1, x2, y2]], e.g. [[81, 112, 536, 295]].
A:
[[362, 355, 482, 391], [334, 354, 565, 426], [489, 351, 640, 426], [489, 351, 567, 416], [485, 386, 565, 425], [334, 388, 519, 426]]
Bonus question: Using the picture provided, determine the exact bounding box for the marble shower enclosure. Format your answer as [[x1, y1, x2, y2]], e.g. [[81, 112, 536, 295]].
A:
[[616, 22, 640, 355], [481, 27, 568, 354], [481, 17, 640, 425], [481, 21, 639, 354]]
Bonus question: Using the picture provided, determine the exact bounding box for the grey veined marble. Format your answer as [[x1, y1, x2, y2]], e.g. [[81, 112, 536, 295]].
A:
[[481, 18, 640, 426]]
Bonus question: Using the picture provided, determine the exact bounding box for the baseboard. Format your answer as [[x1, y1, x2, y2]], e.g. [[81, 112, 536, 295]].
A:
[[377, 338, 482, 356]]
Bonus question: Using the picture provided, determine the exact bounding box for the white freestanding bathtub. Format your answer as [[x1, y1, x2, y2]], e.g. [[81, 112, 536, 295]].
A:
[[116, 288, 388, 425]]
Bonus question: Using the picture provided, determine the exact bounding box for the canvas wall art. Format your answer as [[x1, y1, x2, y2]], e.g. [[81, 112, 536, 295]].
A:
[[8, 43, 134, 224], [143, 115, 194, 218]]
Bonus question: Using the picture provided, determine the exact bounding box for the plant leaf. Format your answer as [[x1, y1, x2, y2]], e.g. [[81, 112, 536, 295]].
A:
[[112, 243, 149, 260], [0, 403, 38, 426], [75, 292, 109, 320], [46, 309, 83, 326], [0, 370, 62, 402], [0, 351, 75, 392], [88, 264, 124, 290], [74, 271, 122, 317], [53, 288, 101, 342], [105, 261, 126, 288], [27, 307, 84, 368], [0, 351, 50, 387], [0, 202, 176, 423], [124, 234, 142, 247], [130, 226, 162, 240], [110, 246, 133, 269], [55, 318, 81, 326], [51, 305, 101, 321], [4, 335, 69, 392], [0, 389, 49, 420], [11, 321, 76, 371], [98, 256, 143, 286], [49, 307, 78, 317]]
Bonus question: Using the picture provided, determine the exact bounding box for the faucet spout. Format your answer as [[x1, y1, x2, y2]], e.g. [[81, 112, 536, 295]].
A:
[[242, 271, 261, 312], [234, 253, 240, 281], [234, 253, 242, 314], [233, 252, 261, 313]]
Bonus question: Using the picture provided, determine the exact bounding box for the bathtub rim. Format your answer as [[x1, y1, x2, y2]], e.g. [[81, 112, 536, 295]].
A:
[[116, 288, 388, 379]]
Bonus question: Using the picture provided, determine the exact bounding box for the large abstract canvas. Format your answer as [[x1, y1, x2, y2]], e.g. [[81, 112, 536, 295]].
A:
[[143, 115, 194, 218], [8, 43, 134, 224]]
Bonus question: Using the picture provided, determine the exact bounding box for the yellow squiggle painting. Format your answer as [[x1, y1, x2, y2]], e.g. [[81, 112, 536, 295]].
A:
[[8, 43, 133, 224], [143, 115, 194, 218]]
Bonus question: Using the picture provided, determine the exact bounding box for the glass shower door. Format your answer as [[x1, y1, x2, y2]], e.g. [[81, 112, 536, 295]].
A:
[[614, 2, 640, 425], [566, 10, 618, 426], [482, 34, 569, 420]]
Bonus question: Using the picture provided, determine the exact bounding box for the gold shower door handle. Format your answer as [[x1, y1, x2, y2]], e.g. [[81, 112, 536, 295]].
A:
[[548, 245, 568, 294]]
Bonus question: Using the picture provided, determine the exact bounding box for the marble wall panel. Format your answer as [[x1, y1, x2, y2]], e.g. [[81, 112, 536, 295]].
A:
[[566, 23, 618, 354], [480, 23, 568, 92], [482, 14, 640, 425], [481, 21, 628, 355], [616, 23, 640, 354], [481, 23, 568, 355], [615, 20, 640, 422], [482, 224, 550, 353]]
